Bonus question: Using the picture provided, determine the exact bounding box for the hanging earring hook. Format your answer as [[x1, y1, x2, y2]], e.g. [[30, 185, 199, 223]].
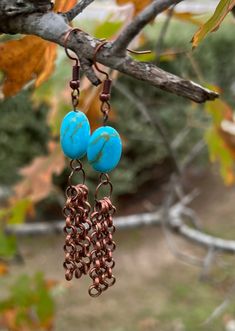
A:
[[64, 28, 82, 66], [64, 28, 83, 111], [93, 40, 151, 125], [93, 41, 110, 79], [93, 41, 112, 125]]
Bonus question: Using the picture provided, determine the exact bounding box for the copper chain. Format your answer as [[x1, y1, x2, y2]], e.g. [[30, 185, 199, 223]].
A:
[[63, 165, 117, 297], [88, 195, 116, 297], [63, 161, 92, 281]]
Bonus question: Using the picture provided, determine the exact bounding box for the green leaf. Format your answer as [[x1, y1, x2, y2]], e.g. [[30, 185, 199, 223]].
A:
[[94, 20, 123, 39], [0, 230, 17, 259], [34, 273, 54, 323], [8, 199, 32, 225], [11, 274, 33, 307]]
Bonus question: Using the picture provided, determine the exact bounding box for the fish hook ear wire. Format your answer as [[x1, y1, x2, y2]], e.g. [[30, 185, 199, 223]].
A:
[[93, 41, 110, 79], [64, 28, 84, 110], [92, 41, 151, 124], [64, 28, 83, 66], [93, 41, 112, 125]]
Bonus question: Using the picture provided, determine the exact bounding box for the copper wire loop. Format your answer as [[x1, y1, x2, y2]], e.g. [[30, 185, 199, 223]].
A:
[[100, 101, 111, 125], [68, 160, 85, 186], [95, 174, 113, 200]]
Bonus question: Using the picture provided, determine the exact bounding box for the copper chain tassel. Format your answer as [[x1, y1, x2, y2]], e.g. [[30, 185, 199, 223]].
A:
[[63, 160, 92, 281], [63, 165, 116, 297], [88, 175, 117, 297]]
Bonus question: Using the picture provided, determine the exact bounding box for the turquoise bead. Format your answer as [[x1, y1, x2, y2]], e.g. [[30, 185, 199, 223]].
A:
[[87, 126, 122, 173], [60, 110, 90, 159]]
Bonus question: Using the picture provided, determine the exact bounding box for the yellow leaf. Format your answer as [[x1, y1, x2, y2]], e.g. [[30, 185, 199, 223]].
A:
[[172, 12, 205, 26], [116, 0, 153, 16], [192, 0, 235, 48]]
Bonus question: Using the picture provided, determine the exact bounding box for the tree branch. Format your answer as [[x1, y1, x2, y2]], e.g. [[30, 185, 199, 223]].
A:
[[6, 190, 235, 255], [0, 5, 218, 103], [65, 0, 96, 21], [112, 0, 184, 54], [0, 0, 52, 17]]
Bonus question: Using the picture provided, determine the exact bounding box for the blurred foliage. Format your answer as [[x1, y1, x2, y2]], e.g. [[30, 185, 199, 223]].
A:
[[0, 230, 17, 260], [0, 91, 49, 186], [149, 19, 235, 105], [0, 273, 55, 331]]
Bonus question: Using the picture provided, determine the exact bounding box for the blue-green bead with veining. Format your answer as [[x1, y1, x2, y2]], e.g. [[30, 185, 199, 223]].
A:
[[87, 126, 122, 173], [60, 110, 90, 159]]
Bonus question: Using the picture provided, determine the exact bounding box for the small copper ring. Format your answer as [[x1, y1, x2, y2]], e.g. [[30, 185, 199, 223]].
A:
[[95, 181, 113, 201], [88, 285, 102, 298]]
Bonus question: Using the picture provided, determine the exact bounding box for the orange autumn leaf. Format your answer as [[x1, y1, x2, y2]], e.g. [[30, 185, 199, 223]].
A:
[[0, 262, 8, 276], [54, 0, 77, 11], [0, 36, 56, 97], [172, 12, 204, 26], [0, 0, 77, 97], [13, 142, 65, 203], [116, 0, 153, 15]]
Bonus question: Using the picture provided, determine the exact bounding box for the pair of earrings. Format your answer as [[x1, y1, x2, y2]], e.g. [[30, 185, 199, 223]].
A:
[[60, 29, 122, 297]]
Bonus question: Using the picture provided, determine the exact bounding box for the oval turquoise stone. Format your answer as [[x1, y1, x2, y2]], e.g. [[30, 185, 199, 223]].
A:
[[60, 110, 90, 159], [87, 126, 122, 173]]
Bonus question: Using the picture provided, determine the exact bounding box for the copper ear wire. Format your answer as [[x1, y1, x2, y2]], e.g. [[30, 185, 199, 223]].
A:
[[64, 28, 83, 111], [93, 41, 112, 125], [93, 41, 151, 124], [64, 28, 82, 66], [93, 41, 110, 79]]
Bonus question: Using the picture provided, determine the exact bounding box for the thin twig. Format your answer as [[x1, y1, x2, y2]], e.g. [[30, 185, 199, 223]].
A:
[[162, 177, 203, 267], [114, 81, 181, 175], [112, 0, 184, 54], [65, 0, 95, 21], [203, 282, 235, 325], [155, 5, 175, 64], [200, 246, 217, 281]]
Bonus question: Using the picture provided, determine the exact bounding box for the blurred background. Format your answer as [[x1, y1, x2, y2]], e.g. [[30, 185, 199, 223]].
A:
[[1, 0, 235, 330]]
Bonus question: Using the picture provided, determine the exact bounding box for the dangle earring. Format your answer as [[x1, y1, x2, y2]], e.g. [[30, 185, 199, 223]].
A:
[[60, 29, 92, 282], [87, 42, 122, 297]]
